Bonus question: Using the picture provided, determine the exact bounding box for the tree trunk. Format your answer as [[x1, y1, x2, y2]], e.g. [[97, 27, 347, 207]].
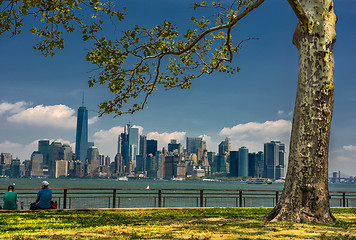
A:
[[261, 0, 337, 223]]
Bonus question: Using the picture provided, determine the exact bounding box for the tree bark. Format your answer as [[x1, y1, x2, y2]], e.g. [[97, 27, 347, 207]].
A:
[[261, 0, 337, 223]]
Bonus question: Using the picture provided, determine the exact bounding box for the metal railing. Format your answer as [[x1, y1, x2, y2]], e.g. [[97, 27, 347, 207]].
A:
[[1, 188, 355, 209]]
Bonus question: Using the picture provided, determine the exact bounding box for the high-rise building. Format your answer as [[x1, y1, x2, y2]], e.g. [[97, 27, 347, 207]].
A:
[[55, 160, 68, 178], [146, 140, 158, 156], [186, 136, 206, 161], [156, 151, 165, 179], [212, 154, 229, 175], [264, 141, 285, 179], [75, 104, 88, 165], [105, 156, 111, 166], [114, 153, 124, 174], [10, 158, 21, 177], [87, 146, 100, 174], [218, 138, 231, 156], [118, 129, 129, 167], [49, 140, 62, 176], [168, 139, 183, 154], [140, 135, 147, 157], [30, 151, 43, 177], [59, 144, 73, 161], [229, 151, 239, 177], [256, 151, 264, 177], [164, 154, 178, 178], [128, 126, 139, 164], [135, 155, 144, 172], [248, 153, 258, 177], [38, 140, 50, 169], [0, 153, 11, 165], [186, 137, 202, 155], [145, 154, 156, 177], [238, 146, 249, 177], [118, 124, 141, 172]]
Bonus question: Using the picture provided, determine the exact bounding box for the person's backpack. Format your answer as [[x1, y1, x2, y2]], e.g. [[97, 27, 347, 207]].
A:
[[50, 201, 57, 209]]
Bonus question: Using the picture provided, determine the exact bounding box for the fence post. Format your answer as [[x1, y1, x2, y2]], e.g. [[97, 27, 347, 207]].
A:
[[200, 190, 204, 207], [275, 191, 279, 205], [239, 190, 243, 207], [158, 190, 162, 208], [113, 189, 117, 208], [343, 192, 346, 207], [63, 189, 67, 209]]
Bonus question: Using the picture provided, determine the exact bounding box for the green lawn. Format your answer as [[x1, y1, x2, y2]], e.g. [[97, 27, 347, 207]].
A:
[[0, 208, 355, 239]]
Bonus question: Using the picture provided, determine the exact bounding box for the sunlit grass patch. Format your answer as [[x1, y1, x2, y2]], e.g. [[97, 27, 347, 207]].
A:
[[0, 207, 354, 239]]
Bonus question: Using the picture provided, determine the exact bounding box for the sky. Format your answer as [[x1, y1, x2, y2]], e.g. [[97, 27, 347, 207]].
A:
[[0, 0, 355, 176]]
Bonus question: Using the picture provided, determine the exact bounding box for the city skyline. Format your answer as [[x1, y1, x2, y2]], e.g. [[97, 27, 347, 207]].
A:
[[1, 1, 356, 176]]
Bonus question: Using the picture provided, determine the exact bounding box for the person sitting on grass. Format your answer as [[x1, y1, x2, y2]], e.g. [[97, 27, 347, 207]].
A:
[[30, 181, 52, 210], [3, 185, 17, 210]]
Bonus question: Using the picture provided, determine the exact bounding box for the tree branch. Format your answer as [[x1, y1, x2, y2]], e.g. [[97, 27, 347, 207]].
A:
[[287, 0, 310, 29], [167, 0, 265, 56]]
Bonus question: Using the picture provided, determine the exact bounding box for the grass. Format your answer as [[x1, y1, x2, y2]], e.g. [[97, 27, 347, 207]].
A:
[[0, 207, 355, 239]]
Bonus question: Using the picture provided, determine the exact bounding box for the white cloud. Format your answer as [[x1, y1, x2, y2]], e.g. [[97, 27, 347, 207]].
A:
[[0, 101, 29, 115], [277, 110, 284, 116], [8, 104, 76, 128], [93, 126, 124, 143], [219, 120, 292, 152], [92, 126, 125, 158], [342, 145, 356, 151], [147, 131, 186, 150], [7, 104, 98, 129], [88, 117, 99, 125]]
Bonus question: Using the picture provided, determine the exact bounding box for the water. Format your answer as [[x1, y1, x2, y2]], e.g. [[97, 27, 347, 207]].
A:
[[0, 178, 355, 209]]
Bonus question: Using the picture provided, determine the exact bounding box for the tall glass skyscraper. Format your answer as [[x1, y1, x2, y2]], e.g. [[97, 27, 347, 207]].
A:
[[118, 124, 140, 172], [75, 106, 88, 164], [264, 141, 285, 179], [238, 146, 249, 177]]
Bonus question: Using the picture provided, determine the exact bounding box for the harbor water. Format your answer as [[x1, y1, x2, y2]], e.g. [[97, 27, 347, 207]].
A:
[[0, 178, 355, 209]]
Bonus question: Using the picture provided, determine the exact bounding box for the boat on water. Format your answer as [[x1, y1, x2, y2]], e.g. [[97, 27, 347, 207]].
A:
[[203, 179, 222, 182], [171, 177, 184, 181], [117, 176, 128, 181], [246, 178, 270, 184]]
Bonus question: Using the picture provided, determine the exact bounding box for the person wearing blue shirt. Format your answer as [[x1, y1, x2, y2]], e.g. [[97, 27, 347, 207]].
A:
[[30, 181, 52, 210]]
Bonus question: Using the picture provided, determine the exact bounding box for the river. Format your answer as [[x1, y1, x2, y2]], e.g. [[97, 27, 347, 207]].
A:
[[1, 178, 355, 209]]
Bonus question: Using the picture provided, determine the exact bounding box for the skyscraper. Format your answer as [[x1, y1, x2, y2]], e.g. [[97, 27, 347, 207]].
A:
[[229, 151, 239, 177], [128, 126, 139, 164], [49, 140, 62, 176], [38, 140, 50, 169], [186, 136, 206, 161], [0, 153, 11, 165], [30, 151, 43, 177], [218, 138, 231, 156], [87, 146, 100, 174], [264, 141, 285, 179], [186, 137, 202, 155], [75, 104, 88, 165], [238, 146, 249, 177], [168, 139, 183, 154], [146, 139, 158, 156], [118, 124, 140, 173]]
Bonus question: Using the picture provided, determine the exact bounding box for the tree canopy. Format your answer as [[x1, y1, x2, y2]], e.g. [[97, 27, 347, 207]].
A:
[[1, 0, 264, 116]]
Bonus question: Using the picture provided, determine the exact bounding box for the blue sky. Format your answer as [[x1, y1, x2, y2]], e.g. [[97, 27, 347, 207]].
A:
[[0, 0, 355, 176]]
